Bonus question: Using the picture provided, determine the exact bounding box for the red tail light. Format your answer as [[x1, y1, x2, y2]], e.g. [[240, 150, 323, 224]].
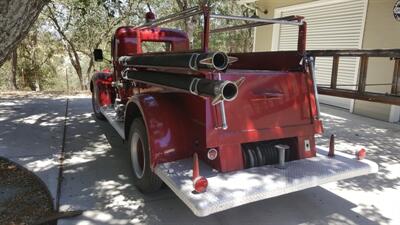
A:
[[356, 148, 366, 160], [192, 153, 208, 193], [193, 176, 208, 193]]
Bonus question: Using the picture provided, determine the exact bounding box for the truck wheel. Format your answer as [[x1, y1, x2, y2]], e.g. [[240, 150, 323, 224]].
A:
[[91, 86, 105, 120], [129, 118, 163, 193]]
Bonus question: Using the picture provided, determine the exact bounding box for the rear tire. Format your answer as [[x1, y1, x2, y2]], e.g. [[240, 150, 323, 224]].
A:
[[129, 118, 162, 193], [91, 86, 106, 120]]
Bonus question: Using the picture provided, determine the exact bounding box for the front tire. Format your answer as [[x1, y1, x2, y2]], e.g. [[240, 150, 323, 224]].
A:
[[129, 118, 162, 193], [91, 86, 105, 120]]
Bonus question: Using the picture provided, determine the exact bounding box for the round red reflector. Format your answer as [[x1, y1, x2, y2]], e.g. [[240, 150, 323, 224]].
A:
[[193, 176, 208, 193], [207, 148, 218, 160], [356, 148, 366, 160]]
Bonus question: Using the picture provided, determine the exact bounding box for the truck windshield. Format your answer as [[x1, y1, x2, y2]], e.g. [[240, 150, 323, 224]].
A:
[[142, 41, 172, 53]]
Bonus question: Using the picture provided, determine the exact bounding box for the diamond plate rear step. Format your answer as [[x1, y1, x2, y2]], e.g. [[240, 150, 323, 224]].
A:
[[155, 147, 378, 217]]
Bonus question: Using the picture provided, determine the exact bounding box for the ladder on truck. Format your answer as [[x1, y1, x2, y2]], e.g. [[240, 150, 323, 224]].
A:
[[308, 49, 400, 106]]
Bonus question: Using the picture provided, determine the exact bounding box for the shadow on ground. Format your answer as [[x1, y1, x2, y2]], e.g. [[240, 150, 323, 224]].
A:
[[56, 98, 395, 225], [0, 97, 67, 205], [316, 105, 400, 192], [1, 96, 394, 224]]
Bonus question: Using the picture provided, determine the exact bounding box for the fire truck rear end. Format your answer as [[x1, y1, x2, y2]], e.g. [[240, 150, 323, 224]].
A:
[[90, 5, 378, 217]]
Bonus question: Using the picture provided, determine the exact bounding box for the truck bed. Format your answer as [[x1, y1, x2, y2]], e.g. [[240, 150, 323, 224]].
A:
[[155, 147, 378, 217]]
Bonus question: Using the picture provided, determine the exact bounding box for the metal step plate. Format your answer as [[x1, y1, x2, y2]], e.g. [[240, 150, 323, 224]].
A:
[[100, 107, 125, 139], [155, 147, 378, 217]]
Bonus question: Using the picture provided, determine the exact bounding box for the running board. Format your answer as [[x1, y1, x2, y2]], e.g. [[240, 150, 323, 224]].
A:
[[100, 107, 125, 139], [155, 147, 378, 217]]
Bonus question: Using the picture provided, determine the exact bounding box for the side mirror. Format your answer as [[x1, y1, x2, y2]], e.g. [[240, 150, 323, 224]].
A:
[[93, 49, 104, 62]]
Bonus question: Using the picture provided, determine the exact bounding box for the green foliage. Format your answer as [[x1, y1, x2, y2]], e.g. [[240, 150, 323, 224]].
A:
[[17, 25, 62, 91], [145, 0, 255, 52], [0, 14, 64, 91], [209, 1, 255, 52], [46, 0, 148, 90], [0, 0, 256, 91]]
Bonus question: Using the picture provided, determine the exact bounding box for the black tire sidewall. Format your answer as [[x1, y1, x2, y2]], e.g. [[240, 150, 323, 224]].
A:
[[129, 118, 162, 193], [91, 87, 106, 120]]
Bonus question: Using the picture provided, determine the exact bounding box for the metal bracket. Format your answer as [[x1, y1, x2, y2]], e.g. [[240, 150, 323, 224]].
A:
[[189, 53, 200, 71], [111, 81, 123, 88], [216, 73, 228, 130], [189, 78, 201, 95], [305, 56, 321, 119], [122, 68, 137, 80], [275, 144, 290, 169]]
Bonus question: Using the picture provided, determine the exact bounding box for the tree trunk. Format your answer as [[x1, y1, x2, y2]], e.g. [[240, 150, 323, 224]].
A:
[[65, 46, 85, 90], [34, 72, 41, 91], [185, 17, 196, 47], [48, 5, 86, 91], [10, 49, 18, 90], [86, 56, 94, 83], [175, 0, 196, 47], [77, 70, 85, 90], [0, 0, 49, 66]]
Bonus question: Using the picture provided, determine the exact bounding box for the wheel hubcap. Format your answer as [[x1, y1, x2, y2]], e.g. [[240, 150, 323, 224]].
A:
[[131, 133, 145, 178]]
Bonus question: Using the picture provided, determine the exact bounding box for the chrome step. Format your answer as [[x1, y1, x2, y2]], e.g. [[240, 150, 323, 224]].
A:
[[155, 147, 378, 217], [100, 107, 125, 139]]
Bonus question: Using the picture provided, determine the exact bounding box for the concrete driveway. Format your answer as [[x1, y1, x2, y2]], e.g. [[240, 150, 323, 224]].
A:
[[0, 94, 399, 225]]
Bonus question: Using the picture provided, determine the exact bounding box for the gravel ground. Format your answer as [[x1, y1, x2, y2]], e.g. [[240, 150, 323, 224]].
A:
[[0, 157, 55, 225]]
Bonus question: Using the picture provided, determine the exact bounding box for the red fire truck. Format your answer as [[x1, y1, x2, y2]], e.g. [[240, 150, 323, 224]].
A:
[[90, 6, 378, 217]]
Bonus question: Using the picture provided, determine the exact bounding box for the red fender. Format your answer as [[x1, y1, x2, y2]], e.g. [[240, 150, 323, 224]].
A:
[[91, 71, 114, 107], [125, 93, 195, 169]]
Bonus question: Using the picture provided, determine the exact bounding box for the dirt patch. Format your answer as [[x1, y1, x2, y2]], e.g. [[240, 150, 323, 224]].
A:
[[0, 157, 55, 225]]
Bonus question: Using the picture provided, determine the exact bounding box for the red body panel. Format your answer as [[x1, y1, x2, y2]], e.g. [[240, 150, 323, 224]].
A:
[[203, 70, 320, 171], [91, 71, 114, 107], [114, 26, 189, 56], [127, 93, 204, 168], [124, 69, 322, 172]]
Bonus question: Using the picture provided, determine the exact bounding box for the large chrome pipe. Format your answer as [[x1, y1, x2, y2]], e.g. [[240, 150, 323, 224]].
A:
[[210, 16, 303, 34], [136, 7, 202, 29], [210, 14, 303, 26]]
